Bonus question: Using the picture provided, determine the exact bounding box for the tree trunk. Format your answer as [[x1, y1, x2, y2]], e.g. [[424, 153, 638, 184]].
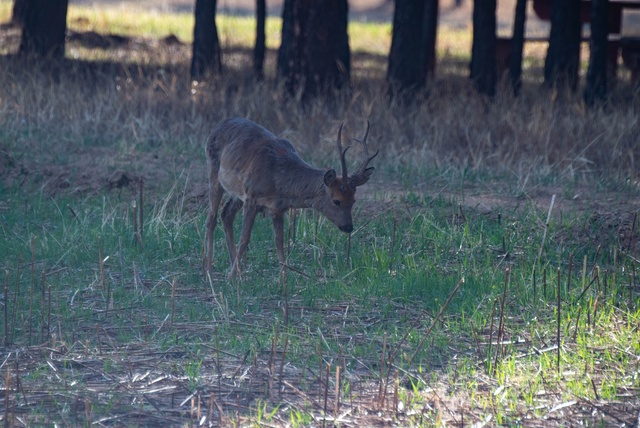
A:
[[254, 0, 266, 80], [584, 0, 609, 106], [277, 0, 350, 101], [544, 0, 581, 93], [388, 0, 428, 96], [422, 0, 439, 79], [11, 0, 28, 26], [277, 0, 294, 85], [18, 0, 69, 59], [191, 0, 222, 80], [470, 0, 496, 97], [387, 0, 439, 101], [509, 0, 527, 96]]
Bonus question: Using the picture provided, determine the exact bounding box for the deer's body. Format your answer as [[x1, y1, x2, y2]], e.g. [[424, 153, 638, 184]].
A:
[[205, 117, 376, 278]]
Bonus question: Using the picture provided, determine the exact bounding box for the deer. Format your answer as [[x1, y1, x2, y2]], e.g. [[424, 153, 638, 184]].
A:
[[204, 117, 378, 279]]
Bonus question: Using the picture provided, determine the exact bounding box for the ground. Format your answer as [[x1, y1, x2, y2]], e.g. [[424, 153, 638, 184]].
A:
[[1, 3, 640, 426]]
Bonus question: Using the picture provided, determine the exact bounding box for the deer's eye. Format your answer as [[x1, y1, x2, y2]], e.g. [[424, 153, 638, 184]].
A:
[[333, 199, 341, 206]]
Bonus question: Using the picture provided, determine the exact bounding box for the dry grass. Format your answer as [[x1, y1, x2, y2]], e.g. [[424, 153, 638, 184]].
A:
[[1, 42, 639, 196], [1, 10, 640, 427]]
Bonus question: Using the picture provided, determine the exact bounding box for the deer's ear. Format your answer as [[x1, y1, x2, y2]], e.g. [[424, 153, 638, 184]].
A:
[[324, 169, 337, 186], [350, 167, 375, 187]]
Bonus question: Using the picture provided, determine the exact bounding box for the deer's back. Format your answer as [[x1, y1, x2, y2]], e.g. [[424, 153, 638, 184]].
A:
[[208, 118, 317, 205]]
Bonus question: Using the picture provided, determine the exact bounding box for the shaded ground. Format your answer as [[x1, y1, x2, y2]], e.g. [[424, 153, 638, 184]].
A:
[[72, 0, 640, 36]]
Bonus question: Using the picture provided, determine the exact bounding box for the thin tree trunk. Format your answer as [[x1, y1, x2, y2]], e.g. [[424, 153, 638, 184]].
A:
[[470, 0, 496, 97], [388, 0, 428, 96], [509, 0, 527, 95], [277, 0, 349, 101], [422, 0, 439, 79], [544, 0, 581, 93], [277, 0, 294, 84], [12, 0, 28, 26], [254, 0, 266, 80], [191, 0, 222, 80], [584, 0, 609, 106], [19, 0, 69, 59]]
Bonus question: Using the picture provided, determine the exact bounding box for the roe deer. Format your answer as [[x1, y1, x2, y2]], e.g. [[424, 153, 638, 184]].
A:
[[204, 117, 377, 279]]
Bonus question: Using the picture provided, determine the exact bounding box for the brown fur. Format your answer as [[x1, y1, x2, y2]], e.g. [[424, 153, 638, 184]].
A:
[[204, 117, 377, 279]]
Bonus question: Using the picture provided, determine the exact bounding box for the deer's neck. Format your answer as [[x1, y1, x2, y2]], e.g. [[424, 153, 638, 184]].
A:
[[275, 164, 327, 210]]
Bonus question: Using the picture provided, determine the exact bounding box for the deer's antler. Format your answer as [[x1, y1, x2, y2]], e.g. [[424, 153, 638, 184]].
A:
[[336, 122, 350, 181], [350, 120, 378, 186]]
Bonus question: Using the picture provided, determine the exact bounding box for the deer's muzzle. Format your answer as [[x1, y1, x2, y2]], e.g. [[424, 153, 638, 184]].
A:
[[339, 224, 353, 233]]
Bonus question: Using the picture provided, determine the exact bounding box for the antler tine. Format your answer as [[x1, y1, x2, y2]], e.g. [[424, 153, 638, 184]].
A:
[[336, 121, 350, 180], [352, 120, 379, 175]]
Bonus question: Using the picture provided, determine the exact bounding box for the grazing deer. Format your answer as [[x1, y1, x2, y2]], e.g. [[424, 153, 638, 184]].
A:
[[204, 117, 378, 279]]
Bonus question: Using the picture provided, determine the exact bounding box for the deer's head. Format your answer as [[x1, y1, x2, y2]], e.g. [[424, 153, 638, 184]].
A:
[[320, 122, 378, 233]]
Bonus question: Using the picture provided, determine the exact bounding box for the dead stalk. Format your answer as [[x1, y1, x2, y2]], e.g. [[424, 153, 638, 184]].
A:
[[4, 271, 8, 347], [28, 238, 35, 345], [631, 264, 636, 310], [215, 326, 221, 390], [334, 365, 341, 417], [567, 252, 573, 294], [409, 277, 464, 365], [488, 298, 498, 370], [278, 334, 288, 395], [458, 204, 467, 223], [138, 178, 144, 244], [557, 267, 561, 375], [99, 242, 105, 291], [11, 255, 20, 345], [269, 322, 279, 394], [47, 285, 51, 343], [393, 369, 399, 417], [85, 400, 91, 425], [317, 339, 323, 391], [582, 255, 587, 291], [279, 262, 310, 278], [572, 304, 583, 342], [537, 194, 556, 265], [590, 377, 600, 401], [573, 270, 599, 305], [281, 266, 289, 325], [533, 266, 536, 303], [170, 278, 177, 328], [323, 363, 330, 427], [389, 215, 397, 272], [4, 366, 10, 425], [40, 270, 46, 344], [493, 268, 510, 373], [378, 332, 386, 408], [133, 199, 138, 243]]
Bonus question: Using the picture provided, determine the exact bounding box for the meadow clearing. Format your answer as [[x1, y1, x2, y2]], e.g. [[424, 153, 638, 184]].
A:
[[0, 2, 639, 426]]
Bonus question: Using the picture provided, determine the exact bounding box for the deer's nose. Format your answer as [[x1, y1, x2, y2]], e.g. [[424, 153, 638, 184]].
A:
[[340, 224, 353, 233]]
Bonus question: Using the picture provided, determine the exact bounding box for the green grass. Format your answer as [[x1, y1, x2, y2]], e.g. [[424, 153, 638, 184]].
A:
[[1, 1, 639, 425], [1, 183, 638, 426]]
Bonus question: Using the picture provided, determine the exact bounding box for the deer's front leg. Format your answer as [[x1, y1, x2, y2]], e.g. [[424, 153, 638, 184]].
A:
[[272, 213, 286, 266], [231, 199, 258, 278]]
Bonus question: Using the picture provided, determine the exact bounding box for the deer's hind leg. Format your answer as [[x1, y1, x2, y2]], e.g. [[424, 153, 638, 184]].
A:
[[231, 199, 258, 278], [205, 176, 224, 276], [221, 197, 244, 271]]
